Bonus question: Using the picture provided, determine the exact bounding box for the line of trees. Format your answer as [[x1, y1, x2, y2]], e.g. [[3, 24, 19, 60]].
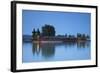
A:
[[57, 33, 90, 39], [32, 24, 56, 38], [32, 24, 90, 40], [77, 33, 90, 40], [32, 28, 40, 39]]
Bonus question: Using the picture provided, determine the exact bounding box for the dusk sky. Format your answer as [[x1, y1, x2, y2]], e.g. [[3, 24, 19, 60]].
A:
[[22, 10, 91, 36]]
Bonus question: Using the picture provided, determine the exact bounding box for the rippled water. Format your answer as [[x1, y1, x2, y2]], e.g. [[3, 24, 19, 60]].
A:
[[22, 41, 91, 63]]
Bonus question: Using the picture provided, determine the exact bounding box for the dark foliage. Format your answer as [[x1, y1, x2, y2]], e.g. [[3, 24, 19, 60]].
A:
[[42, 24, 55, 36]]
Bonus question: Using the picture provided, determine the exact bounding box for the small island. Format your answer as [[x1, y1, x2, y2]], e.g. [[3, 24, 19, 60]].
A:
[[30, 24, 90, 43]]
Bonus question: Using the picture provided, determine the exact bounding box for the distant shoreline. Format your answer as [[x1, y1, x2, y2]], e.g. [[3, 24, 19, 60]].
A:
[[23, 35, 90, 42], [32, 40, 90, 43]]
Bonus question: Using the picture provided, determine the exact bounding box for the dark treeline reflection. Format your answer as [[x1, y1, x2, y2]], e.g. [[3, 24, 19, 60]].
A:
[[32, 41, 90, 58], [77, 41, 90, 48], [32, 42, 55, 58]]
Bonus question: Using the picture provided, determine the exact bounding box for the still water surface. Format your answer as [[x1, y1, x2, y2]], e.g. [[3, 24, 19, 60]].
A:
[[22, 41, 91, 63]]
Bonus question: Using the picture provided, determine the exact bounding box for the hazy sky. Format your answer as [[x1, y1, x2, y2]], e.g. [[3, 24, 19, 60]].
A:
[[22, 10, 91, 36]]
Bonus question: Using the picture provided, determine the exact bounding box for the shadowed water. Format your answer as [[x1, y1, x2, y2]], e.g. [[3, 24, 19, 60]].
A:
[[22, 41, 91, 63]]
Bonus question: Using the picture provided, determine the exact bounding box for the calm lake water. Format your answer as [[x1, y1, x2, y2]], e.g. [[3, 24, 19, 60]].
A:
[[22, 41, 91, 63]]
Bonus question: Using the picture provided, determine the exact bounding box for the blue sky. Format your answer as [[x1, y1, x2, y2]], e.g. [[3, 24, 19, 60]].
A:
[[22, 10, 91, 36]]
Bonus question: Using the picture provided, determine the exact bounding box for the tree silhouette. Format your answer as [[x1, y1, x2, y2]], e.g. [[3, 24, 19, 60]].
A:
[[37, 28, 40, 36], [42, 24, 55, 36], [86, 35, 90, 40], [32, 28, 36, 37], [77, 33, 82, 38], [82, 34, 86, 40], [32, 28, 41, 40]]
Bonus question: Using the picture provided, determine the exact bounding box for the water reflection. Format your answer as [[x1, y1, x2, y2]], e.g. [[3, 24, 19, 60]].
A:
[[77, 41, 90, 48], [22, 40, 91, 63], [32, 41, 90, 59], [32, 42, 55, 58]]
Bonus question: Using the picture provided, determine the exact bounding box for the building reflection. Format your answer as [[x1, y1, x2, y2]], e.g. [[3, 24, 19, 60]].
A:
[[32, 41, 90, 58]]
